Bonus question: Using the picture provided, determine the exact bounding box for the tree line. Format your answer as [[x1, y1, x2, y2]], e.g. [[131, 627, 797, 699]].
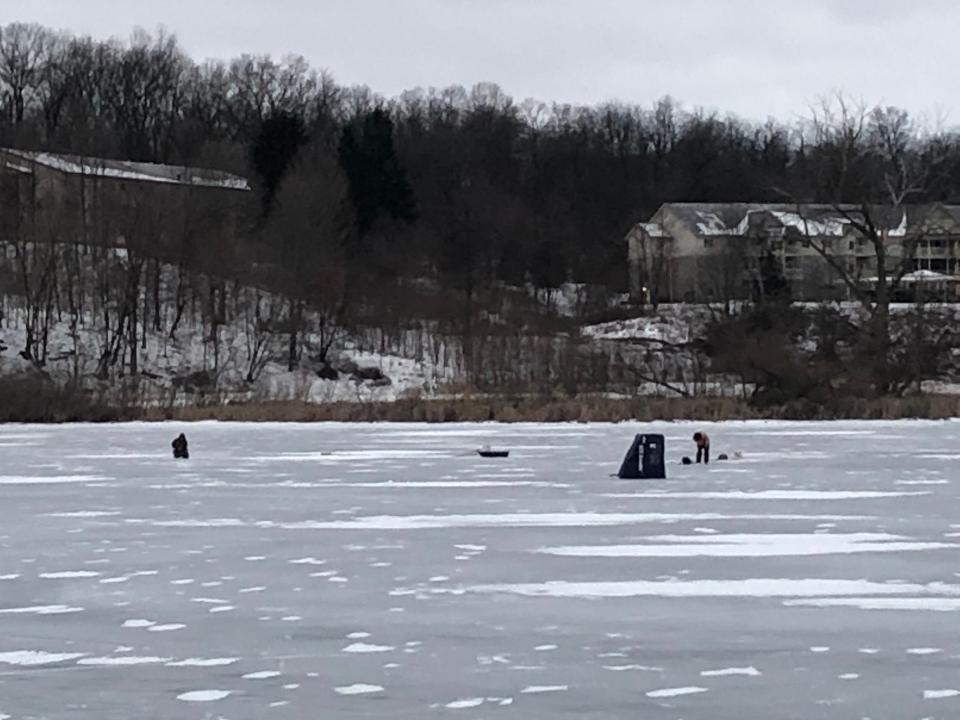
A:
[[6, 23, 960, 298], [5, 22, 960, 406]]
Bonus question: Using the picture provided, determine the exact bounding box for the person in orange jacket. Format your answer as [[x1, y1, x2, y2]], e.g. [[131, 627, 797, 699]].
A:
[[693, 431, 710, 464]]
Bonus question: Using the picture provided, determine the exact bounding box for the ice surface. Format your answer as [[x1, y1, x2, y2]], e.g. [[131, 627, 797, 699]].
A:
[[2, 419, 960, 718]]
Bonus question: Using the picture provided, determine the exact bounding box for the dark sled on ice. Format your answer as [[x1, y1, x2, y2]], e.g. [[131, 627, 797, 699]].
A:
[[477, 448, 510, 458]]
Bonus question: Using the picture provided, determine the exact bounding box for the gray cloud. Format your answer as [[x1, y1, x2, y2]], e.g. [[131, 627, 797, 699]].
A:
[[4, 0, 956, 121]]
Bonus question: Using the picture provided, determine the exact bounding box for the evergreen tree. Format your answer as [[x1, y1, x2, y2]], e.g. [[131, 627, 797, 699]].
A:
[[338, 109, 416, 236], [250, 111, 308, 217]]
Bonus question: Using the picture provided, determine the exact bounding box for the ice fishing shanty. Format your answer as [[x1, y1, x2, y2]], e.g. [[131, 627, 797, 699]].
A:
[[616, 433, 666, 479]]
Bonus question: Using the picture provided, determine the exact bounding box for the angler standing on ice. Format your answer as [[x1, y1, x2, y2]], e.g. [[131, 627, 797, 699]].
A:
[[693, 431, 710, 464]]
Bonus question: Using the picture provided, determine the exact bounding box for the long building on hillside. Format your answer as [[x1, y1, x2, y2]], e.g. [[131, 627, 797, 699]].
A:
[[626, 202, 960, 303], [0, 148, 250, 268]]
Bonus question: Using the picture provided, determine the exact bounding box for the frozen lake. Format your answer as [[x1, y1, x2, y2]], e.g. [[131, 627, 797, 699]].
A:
[[1, 420, 960, 719]]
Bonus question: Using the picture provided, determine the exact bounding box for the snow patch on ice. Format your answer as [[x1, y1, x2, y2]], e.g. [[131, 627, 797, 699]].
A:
[[924, 689, 960, 699], [177, 690, 231, 702], [607, 490, 928, 500], [784, 597, 960, 611], [78, 656, 171, 666], [147, 623, 186, 632], [537, 533, 955, 558], [700, 666, 761, 677], [0, 604, 82, 615], [445, 698, 485, 709], [122, 619, 154, 628], [166, 657, 239, 667], [45, 510, 121, 517], [646, 686, 708, 698], [0, 650, 85, 665], [342, 642, 395, 654], [39, 570, 101, 579], [520, 685, 569, 694], [0, 475, 107, 485], [335, 684, 384, 695], [470, 579, 958, 599], [243, 670, 281, 679], [266, 511, 869, 531]]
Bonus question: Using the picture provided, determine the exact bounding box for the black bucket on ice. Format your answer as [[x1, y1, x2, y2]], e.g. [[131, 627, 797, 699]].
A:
[[616, 433, 665, 479]]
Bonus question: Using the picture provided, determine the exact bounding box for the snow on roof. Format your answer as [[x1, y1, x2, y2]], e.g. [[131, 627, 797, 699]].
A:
[[658, 204, 913, 240], [2, 148, 249, 191], [768, 211, 850, 237], [636, 222, 668, 238], [888, 211, 908, 237], [2, 160, 31, 174], [694, 211, 730, 235]]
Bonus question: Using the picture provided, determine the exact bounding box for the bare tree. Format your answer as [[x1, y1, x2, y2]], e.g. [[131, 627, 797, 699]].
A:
[[261, 143, 353, 370], [783, 95, 949, 393], [0, 23, 52, 127], [630, 230, 672, 309]]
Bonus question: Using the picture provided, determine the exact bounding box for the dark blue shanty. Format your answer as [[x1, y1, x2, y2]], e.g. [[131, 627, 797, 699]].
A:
[[617, 433, 666, 479]]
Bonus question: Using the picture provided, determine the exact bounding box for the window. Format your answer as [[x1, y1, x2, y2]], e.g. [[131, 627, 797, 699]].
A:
[[704, 237, 714, 249]]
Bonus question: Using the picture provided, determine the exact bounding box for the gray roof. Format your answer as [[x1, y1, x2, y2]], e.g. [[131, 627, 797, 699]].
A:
[[638, 202, 960, 239], [1, 148, 249, 191]]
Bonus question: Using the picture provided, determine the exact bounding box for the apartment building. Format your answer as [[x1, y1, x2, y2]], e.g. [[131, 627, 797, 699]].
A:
[[625, 203, 960, 303]]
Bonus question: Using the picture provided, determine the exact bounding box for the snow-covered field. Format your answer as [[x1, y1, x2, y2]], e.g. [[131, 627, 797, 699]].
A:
[[1, 420, 960, 719]]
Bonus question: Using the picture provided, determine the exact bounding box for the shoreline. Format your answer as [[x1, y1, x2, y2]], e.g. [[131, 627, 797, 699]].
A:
[[4, 394, 960, 423]]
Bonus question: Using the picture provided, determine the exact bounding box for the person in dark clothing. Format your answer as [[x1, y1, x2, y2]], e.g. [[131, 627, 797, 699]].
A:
[[693, 431, 710, 464], [172, 433, 189, 459]]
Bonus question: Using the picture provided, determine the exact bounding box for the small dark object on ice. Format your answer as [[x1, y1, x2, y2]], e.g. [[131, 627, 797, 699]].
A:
[[172, 433, 189, 459], [681, 456, 692, 465], [477, 445, 509, 458], [717, 453, 729, 461]]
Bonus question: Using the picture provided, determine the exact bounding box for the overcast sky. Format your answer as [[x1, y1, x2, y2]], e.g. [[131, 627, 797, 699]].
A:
[[5, 0, 957, 122]]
